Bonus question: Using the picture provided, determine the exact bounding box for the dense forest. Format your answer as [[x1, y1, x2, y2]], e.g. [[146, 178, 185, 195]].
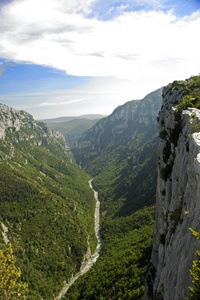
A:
[[1, 89, 162, 299], [63, 89, 162, 299], [64, 205, 154, 300], [0, 107, 97, 299]]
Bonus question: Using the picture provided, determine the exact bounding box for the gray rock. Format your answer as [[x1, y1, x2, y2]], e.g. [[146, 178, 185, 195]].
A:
[[71, 88, 163, 166], [0, 103, 66, 144], [145, 84, 200, 300]]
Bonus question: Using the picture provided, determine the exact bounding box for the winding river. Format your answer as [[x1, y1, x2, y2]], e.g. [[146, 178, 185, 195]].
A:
[[56, 179, 102, 300]]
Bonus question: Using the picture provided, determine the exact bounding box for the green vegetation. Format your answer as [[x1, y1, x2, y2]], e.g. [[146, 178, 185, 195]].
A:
[[44, 118, 100, 143], [190, 115, 200, 133], [169, 76, 200, 110], [0, 243, 28, 299], [64, 206, 154, 300], [185, 229, 200, 300], [159, 76, 200, 184], [159, 77, 200, 159], [1, 93, 161, 299], [64, 93, 161, 299], [168, 76, 200, 116], [64, 75, 200, 299], [165, 76, 200, 145], [86, 133, 158, 217], [0, 116, 97, 299]]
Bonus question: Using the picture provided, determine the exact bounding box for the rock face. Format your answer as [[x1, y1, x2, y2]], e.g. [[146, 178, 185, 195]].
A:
[[71, 88, 163, 166], [145, 80, 200, 299], [0, 103, 65, 142], [70, 88, 162, 220]]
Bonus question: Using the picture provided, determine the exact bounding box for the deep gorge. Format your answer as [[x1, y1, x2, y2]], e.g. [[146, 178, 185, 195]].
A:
[[1, 76, 200, 299]]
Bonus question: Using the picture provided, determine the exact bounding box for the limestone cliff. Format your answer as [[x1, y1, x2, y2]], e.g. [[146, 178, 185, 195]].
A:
[[71, 88, 162, 167], [145, 77, 200, 300], [0, 103, 65, 142], [0, 103, 70, 161]]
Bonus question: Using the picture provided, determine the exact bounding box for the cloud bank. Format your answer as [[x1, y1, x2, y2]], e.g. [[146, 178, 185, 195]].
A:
[[0, 0, 199, 82], [0, 0, 200, 119]]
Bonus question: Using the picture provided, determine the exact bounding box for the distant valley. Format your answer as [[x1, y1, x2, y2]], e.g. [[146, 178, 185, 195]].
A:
[[1, 76, 200, 300], [63, 88, 162, 299], [41, 114, 106, 144]]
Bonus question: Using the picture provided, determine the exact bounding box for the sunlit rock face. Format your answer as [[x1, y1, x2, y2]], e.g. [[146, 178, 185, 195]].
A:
[[0, 103, 65, 142], [70, 88, 162, 166], [145, 83, 200, 300]]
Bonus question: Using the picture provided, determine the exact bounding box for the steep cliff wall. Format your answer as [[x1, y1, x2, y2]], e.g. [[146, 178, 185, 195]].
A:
[[145, 77, 200, 300], [0, 103, 65, 142], [71, 88, 162, 167]]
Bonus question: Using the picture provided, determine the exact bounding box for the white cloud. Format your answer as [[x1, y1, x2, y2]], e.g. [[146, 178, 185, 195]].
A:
[[0, 76, 163, 119], [0, 0, 199, 82], [0, 0, 200, 119], [27, 98, 88, 108]]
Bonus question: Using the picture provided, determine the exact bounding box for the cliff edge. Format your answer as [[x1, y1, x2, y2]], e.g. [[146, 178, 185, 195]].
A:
[[145, 76, 200, 300]]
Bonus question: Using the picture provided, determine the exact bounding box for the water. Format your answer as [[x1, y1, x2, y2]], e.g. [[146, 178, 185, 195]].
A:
[[56, 179, 102, 300]]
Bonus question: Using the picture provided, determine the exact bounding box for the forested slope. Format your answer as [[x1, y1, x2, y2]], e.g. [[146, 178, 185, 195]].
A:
[[65, 89, 162, 299], [0, 104, 97, 299]]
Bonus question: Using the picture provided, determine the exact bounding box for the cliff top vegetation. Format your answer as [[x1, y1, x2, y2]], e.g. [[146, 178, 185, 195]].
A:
[[168, 76, 200, 113]]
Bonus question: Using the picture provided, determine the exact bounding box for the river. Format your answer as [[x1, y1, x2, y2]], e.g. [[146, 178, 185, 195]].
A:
[[55, 179, 102, 300]]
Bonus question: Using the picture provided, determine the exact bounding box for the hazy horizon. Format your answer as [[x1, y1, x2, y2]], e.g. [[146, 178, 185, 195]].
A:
[[0, 0, 200, 119]]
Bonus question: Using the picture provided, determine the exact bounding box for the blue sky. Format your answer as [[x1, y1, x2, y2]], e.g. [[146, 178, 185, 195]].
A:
[[0, 61, 91, 94], [0, 0, 200, 119], [89, 0, 200, 19]]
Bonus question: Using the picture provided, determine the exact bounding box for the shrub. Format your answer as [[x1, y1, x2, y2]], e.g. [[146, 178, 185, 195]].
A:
[[185, 229, 200, 299], [0, 243, 28, 299]]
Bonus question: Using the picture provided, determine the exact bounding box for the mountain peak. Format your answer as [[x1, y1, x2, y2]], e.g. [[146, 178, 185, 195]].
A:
[[0, 103, 65, 142]]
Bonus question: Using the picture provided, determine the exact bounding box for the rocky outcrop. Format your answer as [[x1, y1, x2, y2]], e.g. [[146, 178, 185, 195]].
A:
[[145, 80, 200, 299], [71, 88, 162, 166], [1, 222, 9, 244], [0, 103, 65, 142], [0, 103, 70, 162]]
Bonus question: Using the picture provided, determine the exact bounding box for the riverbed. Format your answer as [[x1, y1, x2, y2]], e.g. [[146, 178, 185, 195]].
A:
[[55, 179, 102, 300]]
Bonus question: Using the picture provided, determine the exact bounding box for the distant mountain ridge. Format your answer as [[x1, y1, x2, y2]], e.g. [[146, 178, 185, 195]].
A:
[[41, 114, 107, 144], [40, 114, 107, 123]]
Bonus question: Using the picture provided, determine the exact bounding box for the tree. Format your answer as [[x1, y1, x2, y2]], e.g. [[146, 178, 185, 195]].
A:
[[0, 243, 28, 299], [186, 229, 200, 299]]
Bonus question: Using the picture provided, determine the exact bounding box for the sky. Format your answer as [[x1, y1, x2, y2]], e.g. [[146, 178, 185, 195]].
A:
[[0, 0, 200, 119]]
